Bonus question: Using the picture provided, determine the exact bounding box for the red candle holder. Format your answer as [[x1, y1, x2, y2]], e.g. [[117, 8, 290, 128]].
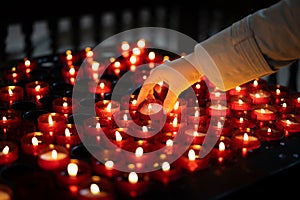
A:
[[18, 57, 37, 75], [251, 105, 277, 122], [55, 124, 82, 149], [206, 103, 230, 117], [247, 78, 267, 92], [174, 144, 210, 172], [209, 117, 233, 137], [231, 129, 261, 154], [288, 92, 300, 113], [185, 106, 207, 127], [21, 131, 53, 156], [105, 127, 134, 148], [150, 161, 182, 185], [0, 85, 24, 105], [25, 81, 49, 99], [183, 126, 207, 145], [37, 144, 70, 171], [274, 102, 294, 118], [0, 109, 22, 128], [208, 90, 227, 101], [249, 89, 271, 104], [162, 116, 186, 133], [255, 126, 284, 142], [52, 97, 78, 118], [83, 117, 110, 139], [60, 50, 81, 66], [276, 114, 300, 135], [136, 99, 164, 122], [88, 79, 112, 96], [230, 116, 256, 131], [95, 100, 120, 120], [92, 158, 123, 179], [78, 177, 114, 200], [37, 113, 66, 136], [115, 172, 150, 198], [0, 141, 18, 165], [4, 67, 23, 84], [112, 110, 133, 128], [268, 84, 289, 100], [56, 159, 92, 188], [228, 85, 248, 96], [228, 95, 252, 111], [210, 136, 234, 165]]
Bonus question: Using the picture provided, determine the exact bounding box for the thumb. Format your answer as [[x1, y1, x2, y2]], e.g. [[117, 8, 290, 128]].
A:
[[163, 90, 178, 113]]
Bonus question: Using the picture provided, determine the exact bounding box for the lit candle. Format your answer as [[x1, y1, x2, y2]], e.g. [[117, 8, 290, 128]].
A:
[[112, 110, 133, 128], [249, 89, 271, 104], [21, 131, 53, 156], [0, 86, 24, 105], [228, 85, 248, 96], [276, 114, 300, 134], [92, 158, 122, 179], [83, 117, 108, 138], [0, 141, 18, 165], [255, 126, 284, 142], [25, 81, 49, 99], [78, 182, 114, 200], [231, 130, 261, 153], [37, 113, 66, 136], [251, 105, 277, 122], [183, 126, 207, 145], [89, 79, 112, 97], [228, 96, 252, 111], [206, 103, 230, 117], [210, 137, 234, 164], [52, 97, 78, 118], [150, 161, 182, 185], [37, 145, 70, 171], [95, 100, 120, 119], [55, 125, 82, 148]]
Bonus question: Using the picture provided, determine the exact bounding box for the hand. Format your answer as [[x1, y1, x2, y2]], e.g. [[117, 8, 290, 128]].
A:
[[136, 53, 201, 113]]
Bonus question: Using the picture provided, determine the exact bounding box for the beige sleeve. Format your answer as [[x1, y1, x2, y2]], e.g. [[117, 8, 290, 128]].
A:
[[190, 0, 300, 91]]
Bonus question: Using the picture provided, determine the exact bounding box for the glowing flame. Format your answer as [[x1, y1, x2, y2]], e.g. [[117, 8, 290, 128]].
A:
[[114, 61, 121, 68], [194, 110, 200, 117], [135, 147, 143, 157], [148, 51, 155, 60], [65, 128, 71, 137], [166, 139, 173, 147], [48, 115, 54, 126], [2, 146, 9, 155], [63, 102, 68, 108], [115, 131, 122, 142], [188, 149, 196, 161], [2, 116, 7, 121], [8, 88, 13, 96], [217, 104, 222, 110], [51, 149, 58, 159], [123, 114, 128, 121], [147, 103, 152, 112], [286, 120, 291, 125], [297, 97, 300, 103], [67, 163, 78, 177], [24, 59, 31, 67], [282, 103, 287, 108], [132, 47, 141, 55], [239, 117, 244, 123], [172, 117, 178, 127], [128, 172, 138, 184], [35, 85, 41, 92], [255, 93, 260, 98], [214, 92, 221, 97], [137, 39, 146, 48], [219, 141, 225, 151], [253, 80, 258, 87], [235, 86, 241, 92], [106, 102, 112, 112], [90, 184, 100, 195], [32, 137, 39, 146], [104, 160, 114, 169], [91, 62, 99, 71], [193, 131, 199, 137], [129, 55, 137, 64], [96, 122, 101, 129], [238, 99, 244, 104], [142, 126, 148, 133], [260, 108, 265, 113], [162, 162, 170, 172], [69, 67, 76, 76], [243, 133, 249, 141], [121, 41, 130, 51], [276, 89, 281, 95], [217, 121, 222, 129], [99, 82, 105, 90], [132, 99, 137, 105], [267, 128, 272, 133], [195, 83, 201, 89]]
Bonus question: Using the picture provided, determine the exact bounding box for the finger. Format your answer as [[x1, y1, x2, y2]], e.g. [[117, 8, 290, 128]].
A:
[[163, 90, 178, 113], [136, 82, 156, 105]]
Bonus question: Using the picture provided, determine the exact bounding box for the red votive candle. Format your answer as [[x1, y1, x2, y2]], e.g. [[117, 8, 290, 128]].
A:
[[150, 161, 182, 185], [231, 129, 261, 154], [37, 144, 70, 171], [95, 100, 120, 119], [112, 110, 133, 128], [21, 131, 53, 156], [115, 172, 150, 198], [247, 78, 267, 91], [255, 126, 284, 142], [55, 124, 82, 149], [0, 85, 24, 105], [208, 90, 227, 101], [0, 109, 21, 128], [0, 141, 18, 165], [268, 84, 289, 99], [228, 85, 248, 96], [25, 81, 49, 99], [136, 99, 164, 122], [206, 103, 230, 117], [228, 96, 252, 111], [249, 89, 271, 104], [92, 158, 123, 179], [251, 105, 277, 121], [209, 117, 233, 137], [276, 114, 300, 134], [105, 127, 134, 148], [89, 79, 112, 96], [186, 106, 207, 127], [52, 97, 78, 118], [37, 113, 66, 136], [174, 144, 210, 172], [230, 116, 256, 131], [83, 116, 110, 138], [183, 126, 207, 145], [210, 136, 234, 165]]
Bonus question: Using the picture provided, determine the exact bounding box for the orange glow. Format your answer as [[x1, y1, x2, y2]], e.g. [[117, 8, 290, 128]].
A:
[[48, 115, 54, 126], [32, 137, 39, 146], [162, 162, 170, 172], [90, 184, 100, 195], [172, 117, 178, 127], [188, 149, 196, 161], [243, 133, 249, 141], [2, 146, 9, 155], [135, 147, 143, 158], [148, 51, 155, 60], [115, 131, 122, 142], [218, 141, 225, 151], [67, 163, 78, 177], [65, 128, 71, 137], [104, 160, 114, 170], [128, 172, 138, 184], [51, 149, 58, 159]]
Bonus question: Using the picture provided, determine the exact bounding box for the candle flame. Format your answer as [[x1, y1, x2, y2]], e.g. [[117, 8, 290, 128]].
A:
[[128, 172, 138, 184], [163, 55, 170, 62], [255, 93, 260, 98], [286, 120, 291, 125], [63, 102, 68, 108], [282, 103, 287, 108], [104, 160, 114, 169], [137, 39, 146, 48], [239, 117, 244, 123], [166, 139, 173, 147], [2, 146, 9, 155], [132, 47, 141, 55], [238, 99, 244, 104], [267, 128, 272, 133], [67, 163, 78, 177], [123, 114, 128, 121], [69, 67, 76, 76], [162, 162, 170, 172], [235, 86, 241, 92], [276, 89, 281, 95], [90, 184, 100, 195], [121, 41, 130, 51], [132, 99, 137, 105], [106, 102, 112, 111], [24, 59, 31, 67], [147, 104, 152, 111], [35, 85, 41, 92], [297, 97, 300, 103], [32, 137, 39, 146], [48, 115, 54, 126], [115, 131, 122, 142], [66, 54, 73, 61], [2, 116, 7, 121], [8, 88, 13, 96], [173, 101, 179, 110], [51, 149, 58, 159], [188, 149, 196, 161], [217, 104, 222, 110], [96, 122, 101, 129], [91, 62, 99, 71], [195, 83, 201, 89], [135, 147, 143, 157], [129, 55, 137, 64], [243, 133, 249, 141], [172, 117, 178, 127], [214, 92, 221, 97], [65, 128, 71, 137], [142, 126, 148, 133], [148, 51, 155, 60], [85, 48, 93, 57], [99, 82, 105, 89], [253, 80, 258, 87], [114, 61, 121, 68], [217, 121, 222, 129], [193, 131, 199, 137], [219, 141, 225, 151], [194, 110, 200, 117]]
